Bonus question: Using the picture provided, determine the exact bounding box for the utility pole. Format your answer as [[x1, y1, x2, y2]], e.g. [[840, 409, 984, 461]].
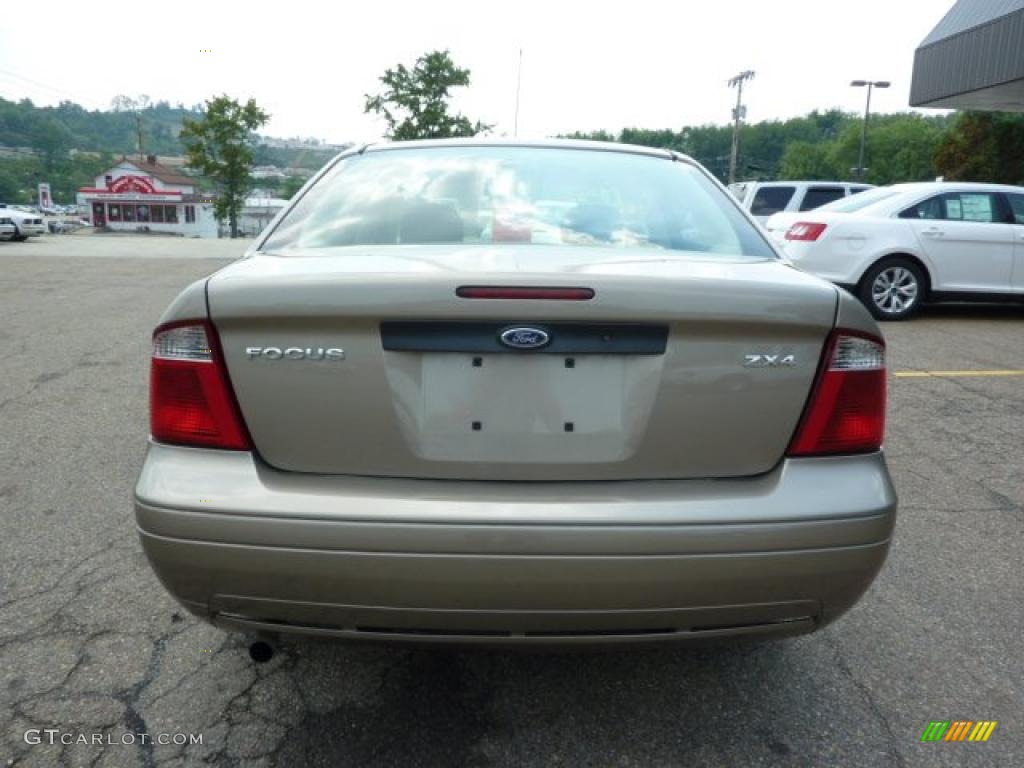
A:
[[727, 70, 755, 185], [111, 94, 148, 162], [850, 80, 890, 181], [135, 110, 145, 162]]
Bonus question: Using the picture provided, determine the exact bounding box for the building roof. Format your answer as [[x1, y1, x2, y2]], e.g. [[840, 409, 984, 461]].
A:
[[117, 156, 196, 186], [920, 0, 1024, 46], [154, 155, 188, 168]]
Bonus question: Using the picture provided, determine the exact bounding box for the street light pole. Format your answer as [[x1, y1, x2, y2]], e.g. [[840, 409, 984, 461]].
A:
[[850, 80, 890, 182], [727, 70, 755, 185], [514, 48, 523, 137]]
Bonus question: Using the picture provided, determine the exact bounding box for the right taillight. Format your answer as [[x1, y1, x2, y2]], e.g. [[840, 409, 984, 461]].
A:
[[787, 331, 886, 457], [785, 222, 827, 241], [150, 320, 252, 450]]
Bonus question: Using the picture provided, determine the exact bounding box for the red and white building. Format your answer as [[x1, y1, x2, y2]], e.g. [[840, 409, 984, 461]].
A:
[[78, 156, 218, 238]]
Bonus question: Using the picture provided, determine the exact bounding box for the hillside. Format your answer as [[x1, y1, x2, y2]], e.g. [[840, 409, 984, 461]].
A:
[[0, 97, 342, 204], [0, 97, 200, 157]]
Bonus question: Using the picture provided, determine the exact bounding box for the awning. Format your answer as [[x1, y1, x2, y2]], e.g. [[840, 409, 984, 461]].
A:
[[910, 0, 1024, 111]]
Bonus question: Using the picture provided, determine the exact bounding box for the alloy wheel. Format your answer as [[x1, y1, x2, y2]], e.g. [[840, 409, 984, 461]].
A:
[[871, 266, 919, 315]]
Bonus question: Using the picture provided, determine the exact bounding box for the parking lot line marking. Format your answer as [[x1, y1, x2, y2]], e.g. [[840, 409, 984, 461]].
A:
[[894, 370, 1024, 378]]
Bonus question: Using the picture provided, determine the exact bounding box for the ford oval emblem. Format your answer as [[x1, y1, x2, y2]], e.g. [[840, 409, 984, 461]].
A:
[[499, 327, 551, 350]]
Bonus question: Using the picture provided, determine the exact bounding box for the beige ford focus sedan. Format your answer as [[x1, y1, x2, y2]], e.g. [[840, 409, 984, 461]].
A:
[[135, 139, 896, 648]]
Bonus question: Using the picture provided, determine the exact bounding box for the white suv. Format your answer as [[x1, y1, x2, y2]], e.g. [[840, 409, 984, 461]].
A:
[[730, 181, 874, 223]]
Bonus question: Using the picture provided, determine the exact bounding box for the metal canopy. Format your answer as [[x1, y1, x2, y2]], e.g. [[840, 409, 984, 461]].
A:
[[910, 0, 1024, 111]]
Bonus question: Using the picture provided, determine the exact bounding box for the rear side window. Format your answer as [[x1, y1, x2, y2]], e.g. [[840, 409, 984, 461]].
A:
[[899, 195, 945, 220], [800, 186, 846, 211], [901, 193, 1001, 223], [1007, 194, 1024, 224], [263, 146, 776, 259], [750, 186, 796, 216]]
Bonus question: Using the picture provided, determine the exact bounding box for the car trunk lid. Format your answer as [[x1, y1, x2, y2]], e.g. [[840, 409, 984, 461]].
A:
[[208, 246, 837, 480]]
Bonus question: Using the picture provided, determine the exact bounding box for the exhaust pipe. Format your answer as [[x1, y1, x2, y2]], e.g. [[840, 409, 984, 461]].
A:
[[248, 631, 280, 663], [249, 640, 274, 663]]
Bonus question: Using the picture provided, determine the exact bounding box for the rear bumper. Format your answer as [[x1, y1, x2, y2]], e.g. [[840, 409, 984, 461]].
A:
[[135, 443, 897, 645]]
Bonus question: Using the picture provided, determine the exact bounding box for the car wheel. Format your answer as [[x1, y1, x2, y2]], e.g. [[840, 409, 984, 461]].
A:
[[12, 232, 27, 242], [859, 258, 925, 321]]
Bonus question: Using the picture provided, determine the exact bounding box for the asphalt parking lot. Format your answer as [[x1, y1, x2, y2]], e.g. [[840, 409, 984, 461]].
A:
[[1, 236, 1022, 768]]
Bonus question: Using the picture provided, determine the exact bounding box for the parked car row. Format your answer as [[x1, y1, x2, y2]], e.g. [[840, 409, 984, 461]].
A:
[[41, 204, 85, 215], [0, 204, 47, 241], [763, 182, 1024, 320]]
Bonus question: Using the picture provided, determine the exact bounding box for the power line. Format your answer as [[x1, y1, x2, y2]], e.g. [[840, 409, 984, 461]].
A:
[[0, 66, 78, 99]]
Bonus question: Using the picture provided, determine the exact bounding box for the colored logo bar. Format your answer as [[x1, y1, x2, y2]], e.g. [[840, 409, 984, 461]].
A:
[[921, 721, 997, 742]]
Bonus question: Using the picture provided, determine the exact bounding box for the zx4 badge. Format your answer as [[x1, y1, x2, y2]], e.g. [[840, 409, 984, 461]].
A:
[[743, 354, 797, 368]]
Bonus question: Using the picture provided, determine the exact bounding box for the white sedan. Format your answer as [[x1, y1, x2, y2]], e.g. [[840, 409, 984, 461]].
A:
[[765, 182, 1024, 320]]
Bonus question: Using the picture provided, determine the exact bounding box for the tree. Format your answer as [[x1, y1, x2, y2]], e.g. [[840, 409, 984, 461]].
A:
[[180, 96, 270, 238], [935, 112, 1024, 185], [620, 128, 682, 151], [364, 50, 491, 140], [281, 175, 306, 199], [867, 116, 945, 184], [825, 115, 944, 184], [778, 141, 837, 180], [29, 117, 72, 171], [562, 129, 617, 143]]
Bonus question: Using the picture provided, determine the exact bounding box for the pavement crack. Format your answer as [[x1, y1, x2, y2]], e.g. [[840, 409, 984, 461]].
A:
[[122, 702, 155, 768], [984, 488, 1023, 517], [823, 632, 906, 768], [0, 539, 128, 611], [113, 623, 191, 768]]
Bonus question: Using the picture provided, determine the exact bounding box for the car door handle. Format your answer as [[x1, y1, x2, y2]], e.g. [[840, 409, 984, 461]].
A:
[[921, 227, 944, 237]]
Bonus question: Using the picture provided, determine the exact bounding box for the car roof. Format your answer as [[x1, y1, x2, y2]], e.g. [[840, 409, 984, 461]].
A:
[[359, 137, 692, 164], [884, 181, 1024, 194], [748, 180, 869, 187]]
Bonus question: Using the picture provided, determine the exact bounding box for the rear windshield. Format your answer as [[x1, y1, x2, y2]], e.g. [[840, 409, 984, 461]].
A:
[[749, 186, 796, 216], [799, 186, 846, 211], [817, 187, 902, 213], [262, 146, 775, 259]]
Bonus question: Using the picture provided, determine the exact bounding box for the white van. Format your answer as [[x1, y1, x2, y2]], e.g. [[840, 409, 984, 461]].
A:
[[729, 181, 873, 223], [0, 204, 47, 240]]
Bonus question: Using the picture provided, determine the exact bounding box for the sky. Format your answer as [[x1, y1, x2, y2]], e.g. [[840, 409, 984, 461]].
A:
[[0, 0, 956, 144]]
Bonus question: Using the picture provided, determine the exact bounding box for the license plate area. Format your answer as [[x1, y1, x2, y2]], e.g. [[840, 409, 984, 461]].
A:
[[384, 351, 661, 465], [421, 353, 626, 437]]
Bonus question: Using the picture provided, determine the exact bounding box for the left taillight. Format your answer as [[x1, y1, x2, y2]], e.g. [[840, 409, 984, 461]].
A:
[[150, 320, 252, 450], [785, 222, 828, 242], [787, 330, 886, 457]]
